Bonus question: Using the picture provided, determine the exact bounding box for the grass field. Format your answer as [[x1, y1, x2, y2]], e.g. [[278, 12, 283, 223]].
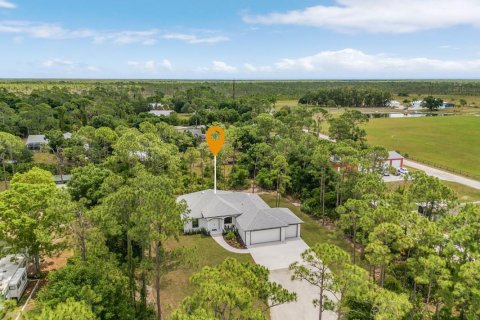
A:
[[365, 116, 480, 179], [161, 234, 254, 316], [32, 152, 57, 165]]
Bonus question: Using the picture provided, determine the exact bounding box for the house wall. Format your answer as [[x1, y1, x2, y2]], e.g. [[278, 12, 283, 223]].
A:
[[184, 216, 237, 234], [183, 218, 208, 233]]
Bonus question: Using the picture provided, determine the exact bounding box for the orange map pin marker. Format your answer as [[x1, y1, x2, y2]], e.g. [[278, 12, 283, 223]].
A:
[[206, 126, 225, 156]]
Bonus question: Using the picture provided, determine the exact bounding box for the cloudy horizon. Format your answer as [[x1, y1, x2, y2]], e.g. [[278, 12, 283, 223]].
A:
[[1, 0, 480, 79]]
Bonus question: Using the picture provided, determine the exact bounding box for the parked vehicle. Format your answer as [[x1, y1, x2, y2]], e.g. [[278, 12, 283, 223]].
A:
[[0, 255, 28, 301]]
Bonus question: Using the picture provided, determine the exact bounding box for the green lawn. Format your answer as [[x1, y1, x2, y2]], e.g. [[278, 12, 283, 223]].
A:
[[364, 116, 480, 179], [161, 234, 253, 316]]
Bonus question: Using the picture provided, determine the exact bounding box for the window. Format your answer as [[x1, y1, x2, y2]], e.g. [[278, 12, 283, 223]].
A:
[[192, 219, 199, 228], [8, 285, 15, 291], [224, 217, 232, 224]]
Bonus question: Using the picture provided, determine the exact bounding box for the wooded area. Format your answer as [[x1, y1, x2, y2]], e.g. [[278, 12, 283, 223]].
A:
[[0, 82, 479, 320]]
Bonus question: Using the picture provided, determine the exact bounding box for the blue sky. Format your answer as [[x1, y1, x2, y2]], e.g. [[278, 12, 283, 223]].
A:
[[1, 0, 480, 79]]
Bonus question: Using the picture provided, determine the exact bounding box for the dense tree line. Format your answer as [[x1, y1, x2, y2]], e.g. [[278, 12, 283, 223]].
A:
[[298, 88, 392, 108], [0, 84, 478, 319], [2, 80, 480, 99]]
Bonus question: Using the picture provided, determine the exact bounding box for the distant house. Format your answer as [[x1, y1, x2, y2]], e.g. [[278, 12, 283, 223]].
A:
[[438, 102, 455, 109], [148, 110, 174, 117], [0, 255, 28, 301], [331, 151, 404, 173], [149, 102, 164, 109], [410, 100, 424, 110], [26, 135, 48, 151], [25, 133, 72, 151], [386, 151, 404, 170], [53, 174, 72, 186], [330, 155, 358, 172], [387, 100, 404, 109], [128, 150, 148, 161], [178, 190, 303, 246], [174, 125, 206, 139], [410, 100, 455, 110]]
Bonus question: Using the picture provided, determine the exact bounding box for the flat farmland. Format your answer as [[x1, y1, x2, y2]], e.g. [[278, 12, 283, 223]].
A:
[[364, 115, 480, 178]]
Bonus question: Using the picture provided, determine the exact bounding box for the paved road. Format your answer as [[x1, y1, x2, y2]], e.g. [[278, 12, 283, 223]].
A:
[[307, 128, 480, 190], [404, 160, 480, 190], [249, 239, 336, 320]]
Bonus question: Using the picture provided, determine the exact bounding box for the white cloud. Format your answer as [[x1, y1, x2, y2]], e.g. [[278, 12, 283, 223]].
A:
[[43, 58, 99, 73], [43, 58, 74, 68], [212, 60, 236, 72], [163, 33, 229, 44], [241, 49, 480, 77], [128, 59, 173, 73], [94, 30, 159, 45], [0, 1, 15, 9], [244, 63, 257, 72], [0, 20, 159, 45], [243, 63, 272, 72], [243, 0, 480, 33]]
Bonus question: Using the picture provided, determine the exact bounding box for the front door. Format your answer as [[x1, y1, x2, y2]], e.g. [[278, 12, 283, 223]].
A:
[[208, 219, 220, 234]]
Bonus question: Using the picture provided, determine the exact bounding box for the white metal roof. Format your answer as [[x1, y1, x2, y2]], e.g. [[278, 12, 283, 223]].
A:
[[0, 255, 26, 295], [388, 151, 404, 160], [149, 110, 174, 116], [25, 135, 47, 145], [26, 133, 72, 145]]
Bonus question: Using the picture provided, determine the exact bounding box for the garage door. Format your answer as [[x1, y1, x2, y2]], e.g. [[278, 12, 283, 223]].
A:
[[250, 228, 281, 245], [286, 225, 298, 238]]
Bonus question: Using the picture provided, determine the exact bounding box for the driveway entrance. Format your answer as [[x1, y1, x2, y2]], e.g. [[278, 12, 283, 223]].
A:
[[249, 239, 336, 320]]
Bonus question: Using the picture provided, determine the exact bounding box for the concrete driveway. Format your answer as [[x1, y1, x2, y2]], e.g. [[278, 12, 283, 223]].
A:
[[249, 239, 336, 320], [404, 159, 480, 190]]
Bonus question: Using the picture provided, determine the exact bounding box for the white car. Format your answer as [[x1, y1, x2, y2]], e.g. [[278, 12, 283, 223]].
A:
[[397, 167, 409, 176]]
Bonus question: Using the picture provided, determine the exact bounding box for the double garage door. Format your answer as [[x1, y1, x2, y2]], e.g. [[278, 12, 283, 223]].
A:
[[250, 228, 281, 245], [250, 224, 299, 245]]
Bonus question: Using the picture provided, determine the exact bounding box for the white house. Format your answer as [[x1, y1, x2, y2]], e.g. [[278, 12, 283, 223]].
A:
[[386, 100, 404, 109], [0, 255, 28, 301], [410, 100, 424, 110], [25, 135, 48, 151], [438, 102, 455, 110], [178, 189, 303, 246], [174, 125, 206, 139], [149, 102, 164, 109], [148, 110, 174, 117], [25, 133, 72, 151]]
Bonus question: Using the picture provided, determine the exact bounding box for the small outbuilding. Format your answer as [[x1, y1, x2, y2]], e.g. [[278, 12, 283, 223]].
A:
[[25, 135, 48, 151], [386, 151, 404, 170], [174, 125, 206, 139], [25, 133, 72, 151], [148, 110, 174, 117]]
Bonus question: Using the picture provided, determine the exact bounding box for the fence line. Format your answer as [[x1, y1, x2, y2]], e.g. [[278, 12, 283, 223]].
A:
[[405, 155, 480, 181]]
